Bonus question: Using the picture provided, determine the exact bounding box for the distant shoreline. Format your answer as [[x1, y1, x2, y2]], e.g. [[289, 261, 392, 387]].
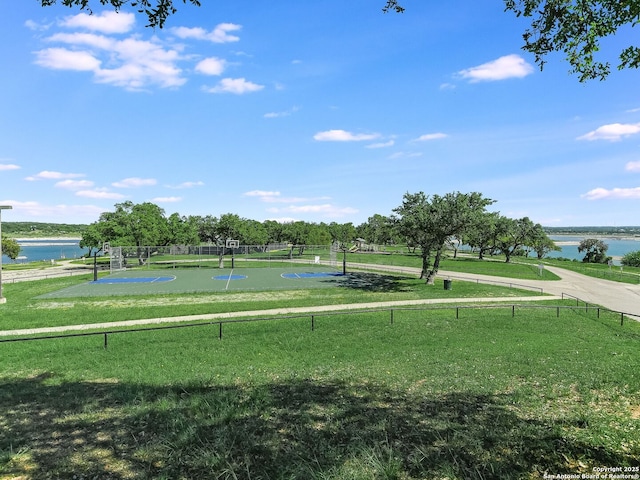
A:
[[14, 237, 81, 242]]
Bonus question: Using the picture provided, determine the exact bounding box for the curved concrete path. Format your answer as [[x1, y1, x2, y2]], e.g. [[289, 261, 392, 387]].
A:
[[438, 265, 640, 320]]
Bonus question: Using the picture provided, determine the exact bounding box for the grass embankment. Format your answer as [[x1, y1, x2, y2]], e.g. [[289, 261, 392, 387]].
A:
[[1, 307, 639, 479]]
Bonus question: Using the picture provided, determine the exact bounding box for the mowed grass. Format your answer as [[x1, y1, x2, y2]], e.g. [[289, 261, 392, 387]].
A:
[[346, 252, 561, 281], [1, 306, 639, 479], [0, 270, 544, 331]]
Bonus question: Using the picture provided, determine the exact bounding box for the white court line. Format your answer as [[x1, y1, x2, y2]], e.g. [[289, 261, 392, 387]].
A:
[[225, 269, 234, 290]]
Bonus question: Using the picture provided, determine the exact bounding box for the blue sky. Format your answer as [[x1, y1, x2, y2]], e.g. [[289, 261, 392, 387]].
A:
[[1, 1, 640, 227]]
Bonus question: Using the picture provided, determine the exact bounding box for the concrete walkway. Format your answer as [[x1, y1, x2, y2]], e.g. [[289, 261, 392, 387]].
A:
[[1, 261, 639, 337], [439, 265, 640, 319]]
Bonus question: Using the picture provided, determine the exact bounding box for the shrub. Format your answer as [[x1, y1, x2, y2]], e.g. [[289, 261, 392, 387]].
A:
[[621, 250, 640, 267]]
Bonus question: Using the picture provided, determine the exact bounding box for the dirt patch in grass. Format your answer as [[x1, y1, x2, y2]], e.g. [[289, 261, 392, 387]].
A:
[[31, 290, 315, 310]]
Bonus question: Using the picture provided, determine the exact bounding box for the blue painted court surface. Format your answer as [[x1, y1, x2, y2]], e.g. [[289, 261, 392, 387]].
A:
[[281, 272, 343, 279], [93, 276, 176, 284], [38, 267, 349, 299]]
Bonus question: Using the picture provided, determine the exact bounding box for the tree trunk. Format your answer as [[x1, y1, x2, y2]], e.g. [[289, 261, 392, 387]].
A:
[[426, 247, 443, 285], [420, 250, 431, 280]]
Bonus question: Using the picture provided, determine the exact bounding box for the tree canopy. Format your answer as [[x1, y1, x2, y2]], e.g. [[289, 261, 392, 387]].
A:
[[1, 236, 20, 261], [578, 238, 610, 263], [504, 0, 640, 81], [393, 191, 495, 283]]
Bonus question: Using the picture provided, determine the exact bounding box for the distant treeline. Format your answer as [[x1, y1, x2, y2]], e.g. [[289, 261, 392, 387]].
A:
[[544, 226, 640, 236], [4, 222, 640, 238], [2, 222, 88, 237]]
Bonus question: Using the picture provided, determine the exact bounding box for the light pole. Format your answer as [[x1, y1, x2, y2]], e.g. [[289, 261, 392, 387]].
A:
[[0, 205, 13, 304]]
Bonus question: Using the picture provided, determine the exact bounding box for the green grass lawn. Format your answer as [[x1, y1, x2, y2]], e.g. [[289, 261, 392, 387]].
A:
[[1, 306, 639, 479], [0, 271, 545, 331], [1, 258, 639, 479], [346, 252, 562, 281]]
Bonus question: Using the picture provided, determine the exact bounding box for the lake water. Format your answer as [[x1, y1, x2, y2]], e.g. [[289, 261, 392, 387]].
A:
[[2, 239, 89, 263], [3, 236, 640, 265], [547, 235, 640, 264]]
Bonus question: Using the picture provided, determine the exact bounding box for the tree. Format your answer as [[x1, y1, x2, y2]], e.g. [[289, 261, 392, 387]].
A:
[[1, 236, 20, 261], [196, 215, 218, 244], [44, 0, 406, 28], [528, 224, 561, 259], [386, 0, 640, 81], [578, 238, 610, 263], [621, 250, 640, 267], [493, 216, 539, 263], [393, 191, 494, 284], [239, 219, 268, 246], [79, 222, 106, 257], [466, 211, 501, 260], [356, 214, 395, 246], [504, 0, 640, 81], [166, 213, 199, 246], [40, 0, 202, 28]]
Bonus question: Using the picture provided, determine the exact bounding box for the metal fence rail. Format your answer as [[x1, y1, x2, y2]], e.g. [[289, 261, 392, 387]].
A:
[[1, 302, 635, 349]]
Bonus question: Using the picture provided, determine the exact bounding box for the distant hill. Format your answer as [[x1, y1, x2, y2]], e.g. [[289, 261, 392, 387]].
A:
[[544, 226, 640, 236], [2, 222, 88, 238]]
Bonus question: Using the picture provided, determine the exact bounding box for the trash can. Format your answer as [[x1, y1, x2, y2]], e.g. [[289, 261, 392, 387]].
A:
[[443, 279, 452, 290]]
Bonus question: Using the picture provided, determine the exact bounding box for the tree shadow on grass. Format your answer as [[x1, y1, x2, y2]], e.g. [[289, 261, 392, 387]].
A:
[[327, 272, 415, 292], [0, 374, 636, 479]]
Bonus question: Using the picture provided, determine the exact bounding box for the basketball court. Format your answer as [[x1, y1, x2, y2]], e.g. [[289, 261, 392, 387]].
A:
[[37, 266, 349, 299]]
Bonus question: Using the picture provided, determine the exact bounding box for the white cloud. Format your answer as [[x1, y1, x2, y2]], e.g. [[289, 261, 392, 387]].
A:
[[581, 187, 640, 200], [577, 123, 640, 141], [264, 106, 300, 118], [55, 179, 94, 189], [244, 190, 332, 204], [625, 161, 640, 172], [47, 32, 115, 50], [171, 23, 241, 43], [112, 177, 157, 188], [313, 130, 380, 142], [0, 164, 20, 171], [388, 151, 423, 159], [152, 196, 182, 203], [26, 171, 85, 181], [0, 200, 104, 219], [25, 19, 51, 32], [276, 204, 359, 217], [244, 190, 281, 198], [458, 54, 534, 82], [366, 140, 395, 149], [35, 31, 186, 90], [414, 133, 448, 141], [76, 189, 126, 199], [195, 57, 226, 76], [167, 181, 205, 189], [204, 78, 264, 94], [34, 47, 101, 71], [60, 11, 135, 34]]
